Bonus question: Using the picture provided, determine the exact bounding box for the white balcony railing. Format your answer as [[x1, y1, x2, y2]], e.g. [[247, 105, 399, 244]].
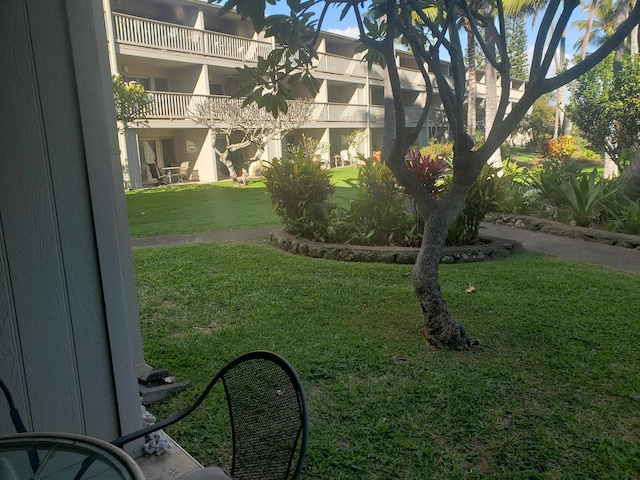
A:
[[315, 52, 368, 78], [146, 92, 213, 119], [145, 92, 434, 125], [145, 93, 373, 123], [113, 13, 272, 62], [313, 103, 368, 122], [369, 105, 426, 125]]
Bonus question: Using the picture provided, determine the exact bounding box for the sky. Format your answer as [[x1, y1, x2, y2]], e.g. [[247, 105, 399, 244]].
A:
[[265, 2, 593, 72]]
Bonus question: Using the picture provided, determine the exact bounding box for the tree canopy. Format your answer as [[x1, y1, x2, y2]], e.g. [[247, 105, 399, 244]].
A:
[[569, 53, 640, 169], [112, 74, 152, 127]]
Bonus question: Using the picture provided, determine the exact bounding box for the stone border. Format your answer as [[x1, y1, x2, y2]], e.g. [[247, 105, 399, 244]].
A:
[[268, 230, 523, 265], [488, 214, 640, 250]]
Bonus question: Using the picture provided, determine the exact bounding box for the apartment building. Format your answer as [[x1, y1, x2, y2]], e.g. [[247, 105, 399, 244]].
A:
[[102, 0, 526, 189]]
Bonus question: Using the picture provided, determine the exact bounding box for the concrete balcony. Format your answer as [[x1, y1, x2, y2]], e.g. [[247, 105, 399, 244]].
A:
[[145, 92, 370, 124], [113, 13, 272, 62]]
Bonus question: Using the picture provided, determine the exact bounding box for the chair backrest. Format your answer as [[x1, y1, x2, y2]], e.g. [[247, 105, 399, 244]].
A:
[[111, 351, 309, 480], [147, 163, 159, 179], [0, 378, 28, 434], [219, 352, 308, 480], [180, 161, 189, 174]]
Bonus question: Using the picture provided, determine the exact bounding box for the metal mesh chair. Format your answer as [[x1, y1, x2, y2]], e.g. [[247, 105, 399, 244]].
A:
[[112, 351, 309, 480]]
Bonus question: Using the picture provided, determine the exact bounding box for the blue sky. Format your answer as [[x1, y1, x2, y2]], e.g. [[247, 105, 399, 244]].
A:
[[265, 2, 592, 71]]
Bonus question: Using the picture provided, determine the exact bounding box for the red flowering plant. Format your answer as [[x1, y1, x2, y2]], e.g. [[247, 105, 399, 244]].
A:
[[405, 150, 447, 199], [540, 135, 578, 161]]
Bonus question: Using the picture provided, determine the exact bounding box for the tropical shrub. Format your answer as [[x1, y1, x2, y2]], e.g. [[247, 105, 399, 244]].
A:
[[540, 135, 579, 162], [263, 150, 335, 240], [557, 168, 607, 226], [599, 181, 640, 234], [340, 157, 412, 245], [405, 150, 447, 199], [608, 198, 640, 234], [112, 74, 153, 127], [532, 154, 581, 214], [419, 141, 453, 164]]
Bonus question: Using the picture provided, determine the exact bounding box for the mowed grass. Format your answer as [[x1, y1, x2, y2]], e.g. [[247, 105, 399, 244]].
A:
[[126, 167, 358, 238], [133, 243, 640, 479]]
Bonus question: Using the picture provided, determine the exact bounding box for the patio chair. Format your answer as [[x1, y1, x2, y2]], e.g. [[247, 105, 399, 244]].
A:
[[112, 351, 309, 480], [148, 163, 169, 184], [175, 161, 190, 183]]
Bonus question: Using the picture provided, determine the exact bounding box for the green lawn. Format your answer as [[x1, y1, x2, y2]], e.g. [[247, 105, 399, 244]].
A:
[[127, 166, 639, 477], [133, 243, 640, 479], [126, 167, 358, 237]]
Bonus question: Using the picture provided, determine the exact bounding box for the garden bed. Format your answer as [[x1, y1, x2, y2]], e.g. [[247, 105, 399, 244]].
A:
[[269, 230, 523, 264]]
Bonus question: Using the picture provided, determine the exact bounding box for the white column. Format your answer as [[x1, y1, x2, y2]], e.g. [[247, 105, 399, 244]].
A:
[[123, 128, 143, 190]]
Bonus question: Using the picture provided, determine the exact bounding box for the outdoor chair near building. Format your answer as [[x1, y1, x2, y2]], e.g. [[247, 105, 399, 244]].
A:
[[2, 351, 309, 480], [175, 161, 190, 183], [147, 163, 169, 185], [112, 351, 309, 480]]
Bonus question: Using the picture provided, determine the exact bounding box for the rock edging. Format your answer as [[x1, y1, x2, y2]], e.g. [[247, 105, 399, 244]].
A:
[[268, 230, 523, 265], [487, 214, 640, 250]]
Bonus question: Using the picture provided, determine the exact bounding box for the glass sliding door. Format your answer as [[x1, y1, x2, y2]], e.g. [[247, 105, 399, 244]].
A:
[[138, 139, 158, 183]]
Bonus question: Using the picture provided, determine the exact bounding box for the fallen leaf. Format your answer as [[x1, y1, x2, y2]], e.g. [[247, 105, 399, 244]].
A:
[[465, 283, 476, 294]]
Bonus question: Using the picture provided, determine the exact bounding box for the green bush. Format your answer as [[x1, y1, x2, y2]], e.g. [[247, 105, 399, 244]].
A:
[[419, 141, 453, 165], [339, 157, 413, 246], [531, 156, 582, 215], [263, 150, 335, 241], [600, 181, 640, 234]]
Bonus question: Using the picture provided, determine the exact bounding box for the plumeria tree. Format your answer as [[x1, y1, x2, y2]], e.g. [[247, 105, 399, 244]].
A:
[[216, 0, 640, 349], [188, 97, 315, 183]]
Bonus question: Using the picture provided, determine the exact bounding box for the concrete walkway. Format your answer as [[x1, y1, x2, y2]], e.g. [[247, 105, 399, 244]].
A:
[[481, 223, 640, 275], [131, 224, 640, 275]]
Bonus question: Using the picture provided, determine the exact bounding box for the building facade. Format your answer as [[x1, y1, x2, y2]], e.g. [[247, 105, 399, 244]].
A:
[[102, 0, 526, 189]]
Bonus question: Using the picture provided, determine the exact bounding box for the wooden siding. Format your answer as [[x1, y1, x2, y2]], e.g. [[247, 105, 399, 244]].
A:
[[0, 0, 142, 446]]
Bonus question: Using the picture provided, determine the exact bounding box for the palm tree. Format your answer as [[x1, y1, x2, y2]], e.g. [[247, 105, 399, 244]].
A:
[[480, 0, 546, 162], [573, 0, 617, 53], [578, 0, 599, 60]]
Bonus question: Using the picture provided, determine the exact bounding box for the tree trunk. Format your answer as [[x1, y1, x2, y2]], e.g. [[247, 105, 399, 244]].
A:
[[381, 69, 396, 163], [554, 35, 567, 137], [484, 37, 502, 168], [580, 0, 597, 60], [615, 0, 630, 73], [414, 208, 473, 350], [467, 30, 477, 137], [604, 152, 620, 179], [216, 148, 239, 181], [622, 148, 640, 198]]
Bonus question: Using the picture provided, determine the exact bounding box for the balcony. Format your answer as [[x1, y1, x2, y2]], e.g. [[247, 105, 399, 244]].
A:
[[369, 105, 427, 125], [144, 92, 374, 124], [113, 13, 272, 62], [113, 13, 369, 80], [315, 52, 368, 78], [145, 92, 213, 120]]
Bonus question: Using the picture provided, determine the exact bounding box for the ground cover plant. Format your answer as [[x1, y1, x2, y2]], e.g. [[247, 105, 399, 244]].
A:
[[133, 242, 640, 479], [125, 169, 357, 238]]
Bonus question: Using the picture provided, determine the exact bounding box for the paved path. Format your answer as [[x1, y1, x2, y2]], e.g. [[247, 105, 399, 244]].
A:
[[131, 227, 275, 248], [131, 224, 640, 275], [481, 223, 640, 275]]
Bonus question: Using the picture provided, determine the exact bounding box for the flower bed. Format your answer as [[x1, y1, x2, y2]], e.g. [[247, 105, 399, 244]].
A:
[[269, 230, 523, 264]]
